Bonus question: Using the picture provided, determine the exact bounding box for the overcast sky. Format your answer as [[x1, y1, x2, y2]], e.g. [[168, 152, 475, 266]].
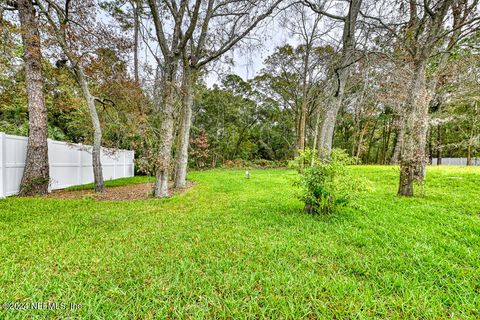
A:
[[201, 4, 344, 87], [135, 20, 290, 88], [203, 17, 294, 87], [130, 2, 345, 88]]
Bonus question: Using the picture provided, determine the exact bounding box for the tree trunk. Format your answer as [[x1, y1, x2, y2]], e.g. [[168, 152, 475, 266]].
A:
[[397, 0, 454, 195], [317, 0, 362, 155], [398, 160, 414, 196], [18, 0, 50, 196], [293, 108, 300, 158], [318, 95, 341, 156], [427, 127, 433, 164], [154, 63, 177, 197], [133, 0, 140, 83], [355, 120, 370, 163], [297, 46, 311, 160], [413, 103, 430, 183], [436, 124, 442, 165], [75, 66, 105, 192], [366, 120, 378, 162], [174, 65, 196, 189], [34, 1, 105, 193], [382, 119, 393, 164], [398, 61, 429, 196], [380, 119, 387, 164], [311, 110, 321, 167], [390, 123, 404, 165], [466, 123, 475, 166], [297, 100, 307, 155], [467, 144, 472, 166]]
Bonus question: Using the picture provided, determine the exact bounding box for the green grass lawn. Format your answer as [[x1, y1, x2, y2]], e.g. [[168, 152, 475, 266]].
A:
[[65, 176, 155, 191], [1, 166, 479, 319]]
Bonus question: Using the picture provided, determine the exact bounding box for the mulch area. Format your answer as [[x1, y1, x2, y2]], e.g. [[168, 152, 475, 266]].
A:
[[46, 181, 196, 201]]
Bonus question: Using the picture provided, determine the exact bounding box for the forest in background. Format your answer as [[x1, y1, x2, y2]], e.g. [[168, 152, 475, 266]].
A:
[[3, 36, 480, 167], [1, 0, 479, 197]]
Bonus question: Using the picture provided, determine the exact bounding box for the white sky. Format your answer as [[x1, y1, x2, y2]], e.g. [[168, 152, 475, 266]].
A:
[[204, 17, 294, 86], [200, 5, 344, 87], [129, 2, 345, 88]]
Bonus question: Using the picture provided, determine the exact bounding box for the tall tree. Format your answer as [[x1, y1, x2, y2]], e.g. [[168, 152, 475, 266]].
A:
[[101, 0, 142, 83], [397, 0, 453, 196], [15, 0, 50, 196], [36, 0, 124, 192], [174, 55, 194, 188], [173, 0, 285, 188], [362, 0, 479, 196], [144, 0, 285, 193], [281, 3, 324, 159], [254, 44, 331, 159], [131, 0, 140, 83], [146, 0, 201, 197], [304, 0, 363, 155]]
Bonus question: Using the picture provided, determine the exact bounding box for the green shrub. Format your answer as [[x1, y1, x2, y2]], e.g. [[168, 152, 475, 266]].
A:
[[288, 148, 318, 172], [294, 148, 361, 214]]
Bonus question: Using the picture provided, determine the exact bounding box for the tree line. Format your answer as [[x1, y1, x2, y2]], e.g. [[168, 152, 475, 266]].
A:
[[1, 0, 479, 197]]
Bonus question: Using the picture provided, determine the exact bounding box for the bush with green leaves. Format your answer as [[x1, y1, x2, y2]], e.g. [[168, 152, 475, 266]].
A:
[[294, 148, 361, 214]]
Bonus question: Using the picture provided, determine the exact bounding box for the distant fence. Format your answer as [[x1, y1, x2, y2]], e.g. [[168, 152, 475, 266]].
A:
[[431, 158, 480, 166], [0, 132, 134, 198]]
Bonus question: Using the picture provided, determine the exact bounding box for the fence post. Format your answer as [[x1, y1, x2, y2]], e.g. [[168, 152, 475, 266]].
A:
[[112, 149, 116, 180], [122, 150, 127, 178], [131, 151, 135, 177], [78, 143, 83, 185], [0, 132, 6, 198], [47, 139, 52, 193]]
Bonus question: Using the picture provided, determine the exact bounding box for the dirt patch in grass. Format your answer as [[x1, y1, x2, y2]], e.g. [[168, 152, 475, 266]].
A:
[[46, 181, 196, 201]]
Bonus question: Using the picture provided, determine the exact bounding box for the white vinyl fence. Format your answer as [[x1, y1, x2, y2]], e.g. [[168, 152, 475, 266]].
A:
[[431, 157, 480, 166], [0, 132, 134, 198]]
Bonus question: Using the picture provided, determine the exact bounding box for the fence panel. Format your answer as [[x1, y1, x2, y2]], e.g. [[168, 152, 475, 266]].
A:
[[431, 158, 480, 166], [0, 133, 134, 198]]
